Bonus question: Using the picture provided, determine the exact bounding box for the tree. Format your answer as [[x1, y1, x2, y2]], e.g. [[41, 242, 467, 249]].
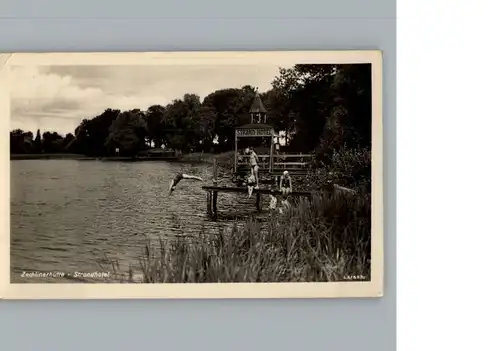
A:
[[42, 131, 64, 153], [269, 63, 371, 153], [270, 64, 337, 151], [161, 94, 203, 152], [62, 133, 76, 152], [145, 105, 167, 148], [33, 129, 42, 153], [105, 110, 148, 156], [73, 109, 120, 156], [328, 64, 372, 149], [10, 129, 33, 154], [261, 88, 290, 142], [181, 93, 204, 151], [73, 119, 90, 154], [201, 87, 256, 151], [198, 105, 216, 151], [269, 67, 302, 144]]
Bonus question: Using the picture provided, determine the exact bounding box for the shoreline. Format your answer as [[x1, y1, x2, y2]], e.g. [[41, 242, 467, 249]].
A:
[[11, 153, 96, 160], [9, 152, 231, 165]]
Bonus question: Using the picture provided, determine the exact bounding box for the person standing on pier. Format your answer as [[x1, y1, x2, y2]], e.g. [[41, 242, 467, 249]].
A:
[[245, 147, 259, 189]]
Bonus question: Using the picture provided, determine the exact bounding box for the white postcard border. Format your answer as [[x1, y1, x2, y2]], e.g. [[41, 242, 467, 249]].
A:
[[0, 51, 383, 299]]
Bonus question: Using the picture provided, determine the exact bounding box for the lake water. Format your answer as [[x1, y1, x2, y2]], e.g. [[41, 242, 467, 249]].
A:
[[10, 159, 272, 283]]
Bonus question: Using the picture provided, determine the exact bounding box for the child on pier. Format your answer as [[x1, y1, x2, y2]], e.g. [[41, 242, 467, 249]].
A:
[[280, 171, 292, 197]]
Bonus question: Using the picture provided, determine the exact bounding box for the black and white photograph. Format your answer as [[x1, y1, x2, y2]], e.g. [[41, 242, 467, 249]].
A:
[[1, 51, 383, 298]]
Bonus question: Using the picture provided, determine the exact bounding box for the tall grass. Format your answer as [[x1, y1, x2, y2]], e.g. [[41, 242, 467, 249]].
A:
[[137, 189, 370, 283]]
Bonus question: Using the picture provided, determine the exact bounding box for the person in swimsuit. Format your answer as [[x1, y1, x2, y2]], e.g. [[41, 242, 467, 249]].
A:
[[168, 173, 203, 195], [279, 170, 292, 208], [245, 147, 259, 188], [279, 171, 292, 197]]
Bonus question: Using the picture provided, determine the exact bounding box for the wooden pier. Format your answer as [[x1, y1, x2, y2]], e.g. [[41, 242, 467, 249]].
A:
[[202, 185, 313, 219]]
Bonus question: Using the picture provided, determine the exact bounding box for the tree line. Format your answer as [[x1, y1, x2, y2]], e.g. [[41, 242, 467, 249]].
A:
[[10, 64, 372, 162]]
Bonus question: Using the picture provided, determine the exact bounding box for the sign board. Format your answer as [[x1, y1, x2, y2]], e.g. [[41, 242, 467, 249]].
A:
[[236, 128, 273, 137]]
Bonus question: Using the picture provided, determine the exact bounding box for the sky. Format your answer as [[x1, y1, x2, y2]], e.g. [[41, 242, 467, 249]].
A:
[[10, 64, 289, 136]]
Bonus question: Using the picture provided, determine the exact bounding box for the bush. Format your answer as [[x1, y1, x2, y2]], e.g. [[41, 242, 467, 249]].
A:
[[305, 147, 371, 192]]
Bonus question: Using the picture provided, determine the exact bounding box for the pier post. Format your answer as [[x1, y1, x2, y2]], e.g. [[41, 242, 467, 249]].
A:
[[213, 159, 218, 185], [269, 139, 274, 172], [206, 191, 212, 216], [212, 191, 218, 218], [256, 192, 261, 212]]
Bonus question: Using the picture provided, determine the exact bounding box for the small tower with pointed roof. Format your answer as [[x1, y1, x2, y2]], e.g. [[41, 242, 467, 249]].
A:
[[234, 89, 275, 174], [249, 90, 267, 124]]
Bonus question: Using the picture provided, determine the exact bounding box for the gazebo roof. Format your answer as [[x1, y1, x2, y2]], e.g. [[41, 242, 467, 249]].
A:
[[249, 93, 267, 114]]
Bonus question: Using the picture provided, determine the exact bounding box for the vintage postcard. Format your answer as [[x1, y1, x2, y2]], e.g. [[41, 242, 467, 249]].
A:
[[0, 51, 383, 299]]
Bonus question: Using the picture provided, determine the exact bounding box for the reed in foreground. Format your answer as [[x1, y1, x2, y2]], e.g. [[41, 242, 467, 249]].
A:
[[138, 190, 371, 283]]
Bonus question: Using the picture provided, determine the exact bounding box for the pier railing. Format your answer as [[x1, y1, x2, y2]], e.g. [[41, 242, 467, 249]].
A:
[[236, 153, 313, 173]]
